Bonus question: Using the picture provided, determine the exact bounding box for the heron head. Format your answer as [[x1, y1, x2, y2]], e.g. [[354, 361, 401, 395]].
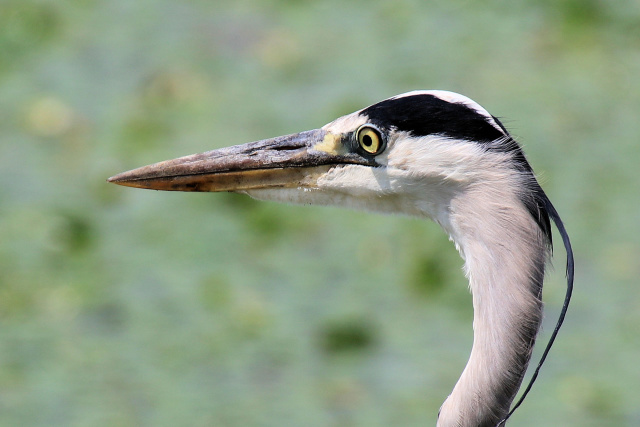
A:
[[108, 91, 514, 220]]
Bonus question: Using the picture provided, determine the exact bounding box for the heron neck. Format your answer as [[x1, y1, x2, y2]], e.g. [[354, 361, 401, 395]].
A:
[[436, 193, 548, 427]]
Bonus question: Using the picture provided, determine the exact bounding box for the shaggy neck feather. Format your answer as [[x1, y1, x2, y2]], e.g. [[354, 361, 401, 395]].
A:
[[436, 183, 548, 427]]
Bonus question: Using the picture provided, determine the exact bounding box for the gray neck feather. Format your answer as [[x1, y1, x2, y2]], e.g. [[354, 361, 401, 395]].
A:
[[436, 183, 549, 427]]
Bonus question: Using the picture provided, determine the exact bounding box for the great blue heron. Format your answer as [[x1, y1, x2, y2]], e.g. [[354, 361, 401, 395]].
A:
[[109, 90, 574, 427]]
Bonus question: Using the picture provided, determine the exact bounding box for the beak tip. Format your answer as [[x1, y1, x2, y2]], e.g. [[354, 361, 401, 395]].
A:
[[107, 173, 127, 184], [107, 170, 141, 187]]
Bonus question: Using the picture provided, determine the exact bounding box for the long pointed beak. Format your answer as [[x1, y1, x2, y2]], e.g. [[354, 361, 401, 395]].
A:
[[108, 129, 370, 192]]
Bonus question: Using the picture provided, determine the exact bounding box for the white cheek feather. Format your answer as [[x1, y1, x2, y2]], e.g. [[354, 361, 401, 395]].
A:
[[388, 135, 515, 183], [371, 134, 518, 231]]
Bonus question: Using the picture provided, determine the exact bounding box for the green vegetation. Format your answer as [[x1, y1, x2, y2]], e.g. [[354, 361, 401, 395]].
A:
[[1, 1, 639, 425]]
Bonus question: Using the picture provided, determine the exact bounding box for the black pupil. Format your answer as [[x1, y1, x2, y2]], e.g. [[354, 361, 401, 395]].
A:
[[362, 134, 373, 147]]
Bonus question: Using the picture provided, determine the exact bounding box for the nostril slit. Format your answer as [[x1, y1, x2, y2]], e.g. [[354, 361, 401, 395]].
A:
[[272, 145, 302, 151]]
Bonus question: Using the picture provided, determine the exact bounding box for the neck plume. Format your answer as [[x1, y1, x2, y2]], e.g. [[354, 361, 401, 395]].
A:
[[436, 184, 550, 427]]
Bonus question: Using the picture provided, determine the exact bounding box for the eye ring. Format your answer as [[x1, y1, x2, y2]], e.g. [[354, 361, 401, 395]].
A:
[[356, 125, 385, 155]]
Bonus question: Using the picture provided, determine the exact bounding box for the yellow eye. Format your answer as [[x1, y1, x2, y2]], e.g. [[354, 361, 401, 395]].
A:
[[356, 125, 384, 155]]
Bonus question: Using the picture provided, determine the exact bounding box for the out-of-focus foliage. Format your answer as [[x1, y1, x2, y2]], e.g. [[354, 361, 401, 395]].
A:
[[1, 0, 639, 426]]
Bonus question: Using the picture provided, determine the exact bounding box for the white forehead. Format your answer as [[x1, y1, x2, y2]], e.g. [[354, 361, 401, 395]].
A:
[[391, 90, 503, 132], [322, 109, 368, 134]]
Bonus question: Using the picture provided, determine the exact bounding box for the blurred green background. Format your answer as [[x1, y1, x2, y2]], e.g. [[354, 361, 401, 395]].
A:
[[1, 0, 639, 426]]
